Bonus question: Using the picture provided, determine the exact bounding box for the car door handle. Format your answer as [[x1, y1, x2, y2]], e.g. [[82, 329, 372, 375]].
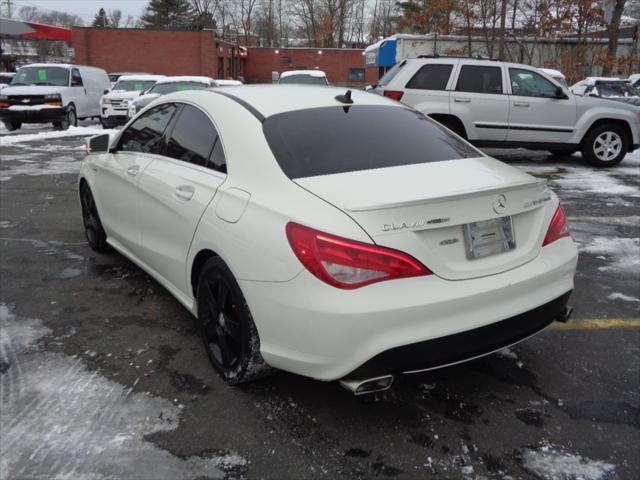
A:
[[454, 97, 471, 103], [126, 165, 140, 177], [513, 101, 530, 107], [174, 185, 195, 200]]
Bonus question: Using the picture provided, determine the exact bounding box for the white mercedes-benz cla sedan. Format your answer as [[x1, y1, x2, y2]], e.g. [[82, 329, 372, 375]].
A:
[[79, 86, 578, 394]]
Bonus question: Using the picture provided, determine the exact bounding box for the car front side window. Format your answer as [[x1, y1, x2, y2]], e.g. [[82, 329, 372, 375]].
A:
[[509, 68, 558, 98], [118, 103, 177, 154], [165, 105, 219, 168], [71, 69, 83, 87]]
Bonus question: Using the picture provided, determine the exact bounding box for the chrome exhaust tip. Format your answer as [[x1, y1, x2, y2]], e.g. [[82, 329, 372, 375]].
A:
[[556, 306, 573, 323], [339, 375, 394, 395]]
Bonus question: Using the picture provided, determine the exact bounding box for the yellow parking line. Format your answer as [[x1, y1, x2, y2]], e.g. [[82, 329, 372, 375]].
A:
[[551, 319, 640, 330]]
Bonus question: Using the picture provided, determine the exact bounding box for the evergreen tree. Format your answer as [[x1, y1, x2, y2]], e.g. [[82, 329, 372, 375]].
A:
[[141, 0, 195, 30], [91, 8, 109, 28]]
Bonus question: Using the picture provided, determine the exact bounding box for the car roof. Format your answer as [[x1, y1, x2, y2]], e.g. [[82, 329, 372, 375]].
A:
[[117, 74, 165, 82], [539, 68, 565, 78], [208, 84, 400, 118], [280, 70, 327, 78], [155, 76, 213, 85]]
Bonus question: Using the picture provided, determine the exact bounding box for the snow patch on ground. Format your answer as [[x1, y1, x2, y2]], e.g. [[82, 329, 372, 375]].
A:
[[0, 126, 116, 146], [581, 237, 640, 274], [551, 167, 639, 197], [606, 292, 640, 302], [0, 155, 83, 180], [0, 304, 245, 480], [521, 446, 616, 480], [623, 148, 639, 166]]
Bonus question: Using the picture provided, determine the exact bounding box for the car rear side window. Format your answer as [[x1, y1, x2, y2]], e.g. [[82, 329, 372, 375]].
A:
[[405, 64, 453, 90], [166, 105, 218, 167], [456, 66, 503, 94], [119, 103, 177, 154], [263, 105, 479, 179]]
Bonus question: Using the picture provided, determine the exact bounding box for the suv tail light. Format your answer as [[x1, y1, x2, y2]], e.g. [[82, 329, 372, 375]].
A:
[[383, 90, 404, 101], [286, 222, 431, 289], [543, 205, 570, 246]]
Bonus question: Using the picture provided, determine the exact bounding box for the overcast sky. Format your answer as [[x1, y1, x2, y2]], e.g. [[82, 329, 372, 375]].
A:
[[9, 0, 149, 23]]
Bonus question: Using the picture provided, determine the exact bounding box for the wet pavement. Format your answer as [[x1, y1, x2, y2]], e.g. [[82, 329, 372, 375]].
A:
[[0, 122, 638, 480]]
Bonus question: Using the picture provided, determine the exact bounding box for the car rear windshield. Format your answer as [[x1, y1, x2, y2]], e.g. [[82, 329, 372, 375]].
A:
[[263, 105, 479, 179], [113, 80, 156, 92], [376, 60, 406, 87], [279, 75, 328, 85]]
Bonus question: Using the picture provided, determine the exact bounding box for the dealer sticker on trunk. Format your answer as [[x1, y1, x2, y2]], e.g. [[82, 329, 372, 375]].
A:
[[464, 216, 516, 259]]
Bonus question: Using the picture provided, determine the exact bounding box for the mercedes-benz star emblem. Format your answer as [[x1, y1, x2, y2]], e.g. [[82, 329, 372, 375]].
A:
[[493, 194, 507, 214]]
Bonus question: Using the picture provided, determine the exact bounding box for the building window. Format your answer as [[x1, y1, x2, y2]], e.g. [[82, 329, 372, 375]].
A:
[[349, 68, 365, 82], [283, 56, 292, 65]]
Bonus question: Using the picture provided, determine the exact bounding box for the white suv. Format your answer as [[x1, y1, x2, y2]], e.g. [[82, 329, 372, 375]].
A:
[[370, 57, 640, 167]]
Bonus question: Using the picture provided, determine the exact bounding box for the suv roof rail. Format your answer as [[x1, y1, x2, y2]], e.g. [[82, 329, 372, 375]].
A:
[[416, 54, 501, 61]]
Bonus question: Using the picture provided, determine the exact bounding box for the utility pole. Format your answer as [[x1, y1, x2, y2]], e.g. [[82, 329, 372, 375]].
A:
[[6, 0, 13, 18]]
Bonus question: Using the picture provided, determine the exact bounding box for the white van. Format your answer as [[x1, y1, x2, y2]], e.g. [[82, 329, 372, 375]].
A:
[[0, 64, 110, 131]]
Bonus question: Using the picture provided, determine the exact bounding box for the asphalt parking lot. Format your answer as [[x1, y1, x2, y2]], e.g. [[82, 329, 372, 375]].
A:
[[1, 123, 638, 480]]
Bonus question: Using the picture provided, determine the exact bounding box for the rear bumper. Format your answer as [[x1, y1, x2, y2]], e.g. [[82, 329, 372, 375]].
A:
[[346, 291, 571, 379], [240, 237, 578, 381], [0, 107, 66, 123]]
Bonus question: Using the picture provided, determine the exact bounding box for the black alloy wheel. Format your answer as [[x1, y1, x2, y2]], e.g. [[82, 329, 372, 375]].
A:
[[80, 183, 109, 252], [196, 258, 272, 384]]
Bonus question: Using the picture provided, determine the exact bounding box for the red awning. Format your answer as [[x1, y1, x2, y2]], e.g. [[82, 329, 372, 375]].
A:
[[0, 17, 72, 42]]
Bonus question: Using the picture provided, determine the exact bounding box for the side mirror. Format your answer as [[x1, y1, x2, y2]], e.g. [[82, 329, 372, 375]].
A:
[[103, 89, 109, 94], [86, 133, 111, 154]]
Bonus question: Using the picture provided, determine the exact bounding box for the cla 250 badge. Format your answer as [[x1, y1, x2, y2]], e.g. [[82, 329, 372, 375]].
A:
[[382, 217, 450, 232]]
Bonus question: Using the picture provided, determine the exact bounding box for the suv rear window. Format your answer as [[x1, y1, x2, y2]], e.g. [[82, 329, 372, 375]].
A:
[[377, 61, 406, 87], [263, 105, 478, 179], [406, 64, 453, 90]]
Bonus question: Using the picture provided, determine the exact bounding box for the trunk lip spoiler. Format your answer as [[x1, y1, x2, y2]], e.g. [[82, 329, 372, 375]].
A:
[[344, 179, 547, 212]]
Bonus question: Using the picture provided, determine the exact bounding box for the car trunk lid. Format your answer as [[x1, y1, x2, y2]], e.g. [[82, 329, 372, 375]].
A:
[[294, 157, 552, 280]]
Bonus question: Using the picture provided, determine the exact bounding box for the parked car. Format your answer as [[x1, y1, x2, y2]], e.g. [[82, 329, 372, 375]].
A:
[[108, 71, 149, 88], [629, 74, 640, 88], [570, 77, 640, 107], [127, 76, 219, 118], [278, 70, 329, 85], [539, 68, 568, 88], [0, 72, 15, 91], [79, 86, 577, 394], [0, 63, 110, 131], [215, 79, 243, 86], [369, 57, 639, 166], [100, 74, 164, 128]]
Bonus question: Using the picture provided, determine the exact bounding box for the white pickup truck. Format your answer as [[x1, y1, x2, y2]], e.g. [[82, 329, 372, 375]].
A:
[[370, 57, 640, 167]]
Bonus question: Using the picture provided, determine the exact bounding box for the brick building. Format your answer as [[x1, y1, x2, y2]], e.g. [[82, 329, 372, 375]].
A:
[[244, 47, 377, 86], [72, 28, 374, 86], [72, 27, 244, 80]]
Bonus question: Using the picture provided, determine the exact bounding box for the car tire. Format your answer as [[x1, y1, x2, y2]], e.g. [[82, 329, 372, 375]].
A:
[[3, 121, 21, 131], [54, 105, 77, 131], [548, 148, 577, 157], [196, 257, 273, 385], [80, 183, 110, 252], [581, 124, 627, 167]]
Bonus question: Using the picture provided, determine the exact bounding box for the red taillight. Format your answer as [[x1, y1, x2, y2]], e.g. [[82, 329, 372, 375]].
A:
[[543, 205, 571, 246], [286, 222, 431, 289], [383, 90, 404, 101]]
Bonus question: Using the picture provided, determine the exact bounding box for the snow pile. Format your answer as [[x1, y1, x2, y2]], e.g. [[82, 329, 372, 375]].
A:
[[607, 292, 640, 302], [552, 167, 639, 197], [0, 303, 245, 480], [0, 126, 116, 146], [521, 446, 615, 480], [582, 237, 640, 273]]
